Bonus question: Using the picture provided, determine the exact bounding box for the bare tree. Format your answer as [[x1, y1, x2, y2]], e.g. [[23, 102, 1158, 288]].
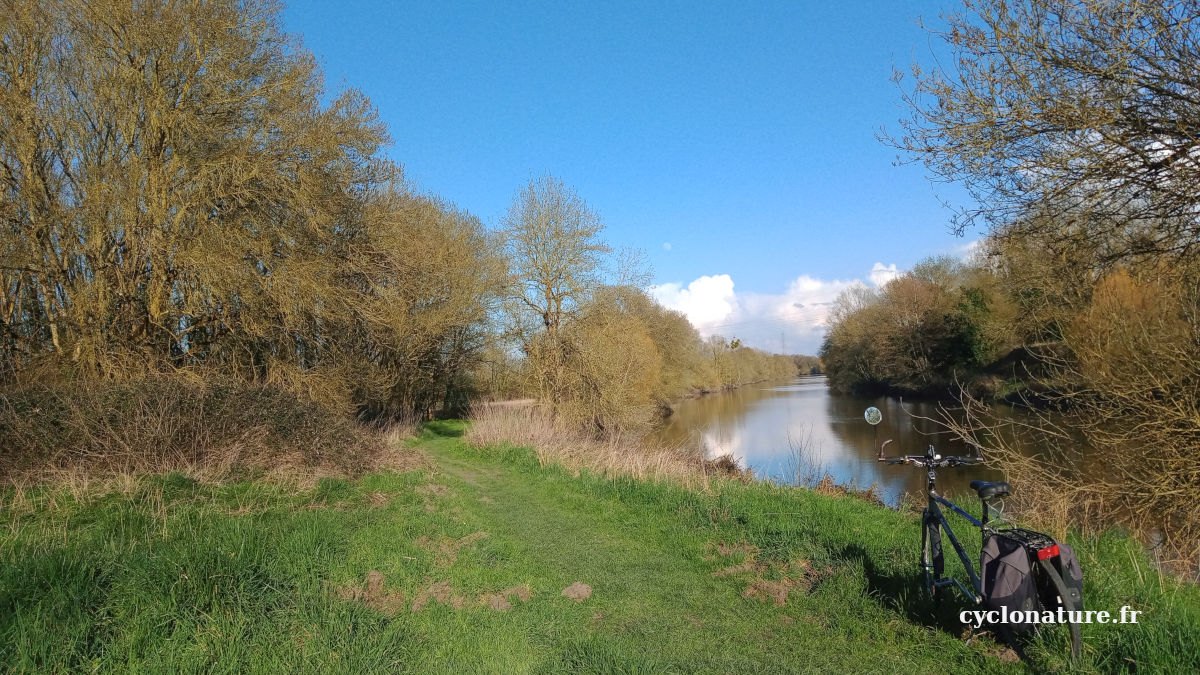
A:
[[888, 0, 1200, 266], [501, 175, 609, 402]]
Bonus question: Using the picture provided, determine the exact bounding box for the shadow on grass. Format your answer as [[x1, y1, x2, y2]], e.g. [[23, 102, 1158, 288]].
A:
[[838, 543, 966, 634], [840, 542, 1044, 665], [423, 420, 465, 438]]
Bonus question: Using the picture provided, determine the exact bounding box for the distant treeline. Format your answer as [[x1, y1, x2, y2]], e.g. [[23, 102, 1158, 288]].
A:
[[0, 0, 806, 475], [820, 256, 1013, 398]]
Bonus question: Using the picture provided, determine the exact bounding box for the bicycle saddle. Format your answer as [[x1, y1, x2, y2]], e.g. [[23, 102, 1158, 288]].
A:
[[969, 479, 1011, 500]]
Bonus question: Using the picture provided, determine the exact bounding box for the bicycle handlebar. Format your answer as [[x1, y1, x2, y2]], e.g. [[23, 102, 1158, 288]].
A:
[[876, 438, 982, 468], [882, 455, 981, 468]]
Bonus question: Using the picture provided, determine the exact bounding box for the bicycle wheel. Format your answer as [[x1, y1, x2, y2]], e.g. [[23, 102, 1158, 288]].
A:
[[1038, 558, 1082, 662], [921, 509, 944, 598]]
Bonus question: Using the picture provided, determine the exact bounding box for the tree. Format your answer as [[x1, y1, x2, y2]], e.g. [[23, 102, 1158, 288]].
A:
[[889, 0, 1200, 267], [557, 298, 662, 435], [0, 0, 505, 420], [0, 0, 390, 382], [501, 175, 609, 403], [890, 0, 1200, 562]]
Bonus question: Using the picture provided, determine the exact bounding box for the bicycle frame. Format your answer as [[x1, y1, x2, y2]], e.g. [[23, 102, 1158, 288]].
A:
[[923, 488, 987, 602], [899, 443, 997, 605]]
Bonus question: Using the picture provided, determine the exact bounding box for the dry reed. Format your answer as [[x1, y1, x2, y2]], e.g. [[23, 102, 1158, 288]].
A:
[[466, 403, 748, 490]]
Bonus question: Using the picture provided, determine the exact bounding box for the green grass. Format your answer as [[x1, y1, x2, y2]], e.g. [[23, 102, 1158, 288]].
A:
[[2, 420, 1196, 673]]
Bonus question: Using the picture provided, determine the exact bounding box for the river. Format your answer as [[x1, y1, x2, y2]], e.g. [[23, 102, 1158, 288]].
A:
[[647, 375, 1006, 505]]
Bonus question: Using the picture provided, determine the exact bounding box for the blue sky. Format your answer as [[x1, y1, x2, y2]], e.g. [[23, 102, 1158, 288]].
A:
[[282, 0, 976, 354]]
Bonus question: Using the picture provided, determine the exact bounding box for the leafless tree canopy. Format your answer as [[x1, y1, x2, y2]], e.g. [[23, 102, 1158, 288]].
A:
[[890, 0, 1200, 265]]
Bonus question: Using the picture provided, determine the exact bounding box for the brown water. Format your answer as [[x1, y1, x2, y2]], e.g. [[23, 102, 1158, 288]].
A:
[[647, 375, 1006, 505]]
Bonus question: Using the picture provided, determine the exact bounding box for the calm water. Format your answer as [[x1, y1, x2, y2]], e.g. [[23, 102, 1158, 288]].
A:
[[647, 375, 1006, 505]]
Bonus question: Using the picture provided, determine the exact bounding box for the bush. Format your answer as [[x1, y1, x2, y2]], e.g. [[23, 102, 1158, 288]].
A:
[[0, 375, 389, 482]]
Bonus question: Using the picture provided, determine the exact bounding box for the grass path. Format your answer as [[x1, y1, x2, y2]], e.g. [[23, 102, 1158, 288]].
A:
[[366, 426, 1015, 673], [3, 422, 1195, 673]]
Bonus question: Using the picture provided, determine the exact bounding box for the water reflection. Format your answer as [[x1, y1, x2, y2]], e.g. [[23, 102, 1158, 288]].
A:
[[647, 375, 1004, 505]]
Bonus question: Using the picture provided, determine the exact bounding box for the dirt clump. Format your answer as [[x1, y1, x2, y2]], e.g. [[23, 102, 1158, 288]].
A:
[[561, 581, 592, 602], [367, 491, 391, 507], [411, 580, 466, 612], [812, 475, 884, 506], [994, 648, 1020, 665], [414, 531, 488, 566], [337, 570, 406, 614], [742, 578, 796, 606], [711, 558, 833, 608], [478, 585, 533, 611], [703, 454, 752, 480]]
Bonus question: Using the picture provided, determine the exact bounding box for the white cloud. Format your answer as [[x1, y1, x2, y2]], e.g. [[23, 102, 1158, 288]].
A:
[[649, 274, 738, 332], [650, 265, 894, 355], [662, 241, 672, 251], [868, 262, 899, 287]]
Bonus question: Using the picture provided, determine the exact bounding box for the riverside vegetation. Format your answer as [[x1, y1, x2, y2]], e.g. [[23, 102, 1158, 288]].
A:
[[2, 0, 1198, 671], [821, 0, 1200, 570], [0, 0, 796, 485], [3, 422, 1198, 673]]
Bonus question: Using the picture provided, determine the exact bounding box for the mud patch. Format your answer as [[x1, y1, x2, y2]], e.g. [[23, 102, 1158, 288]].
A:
[[336, 570, 406, 614], [561, 581, 592, 602], [411, 580, 466, 612], [478, 585, 533, 611], [414, 531, 488, 566]]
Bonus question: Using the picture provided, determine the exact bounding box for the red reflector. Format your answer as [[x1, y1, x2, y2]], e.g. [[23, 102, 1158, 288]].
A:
[[1037, 544, 1060, 560]]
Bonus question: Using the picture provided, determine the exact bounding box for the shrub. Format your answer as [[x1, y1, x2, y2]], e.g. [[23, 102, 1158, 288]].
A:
[[0, 375, 391, 483]]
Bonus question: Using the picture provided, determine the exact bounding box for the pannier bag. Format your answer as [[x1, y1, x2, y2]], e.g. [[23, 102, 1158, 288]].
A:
[[979, 528, 1083, 637]]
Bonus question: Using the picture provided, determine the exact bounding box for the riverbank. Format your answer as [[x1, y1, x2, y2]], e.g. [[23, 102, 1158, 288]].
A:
[[3, 422, 1195, 672]]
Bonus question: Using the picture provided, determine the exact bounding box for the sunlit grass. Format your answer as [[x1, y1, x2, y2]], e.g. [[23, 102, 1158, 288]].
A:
[[2, 422, 1194, 673]]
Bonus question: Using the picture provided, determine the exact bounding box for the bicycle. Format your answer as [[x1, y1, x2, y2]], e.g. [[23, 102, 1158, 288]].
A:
[[863, 406, 1082, 661]]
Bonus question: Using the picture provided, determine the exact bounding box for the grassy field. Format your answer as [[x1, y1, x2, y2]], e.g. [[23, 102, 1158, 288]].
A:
[[2, 421, 1196, 673]]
